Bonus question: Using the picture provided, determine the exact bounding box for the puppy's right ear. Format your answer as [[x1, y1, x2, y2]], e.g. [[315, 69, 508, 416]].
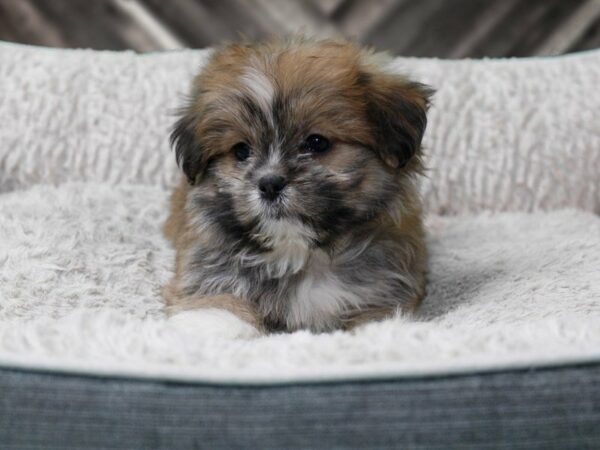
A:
[[170, 110, 205, 185]]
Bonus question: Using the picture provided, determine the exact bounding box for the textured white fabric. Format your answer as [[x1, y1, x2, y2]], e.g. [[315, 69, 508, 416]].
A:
[[0, 42, 599, 382], [1, 42, 599, 214]]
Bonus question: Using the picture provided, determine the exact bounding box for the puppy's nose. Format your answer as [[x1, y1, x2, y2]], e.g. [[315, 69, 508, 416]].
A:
[[258, 174, 287, 201]]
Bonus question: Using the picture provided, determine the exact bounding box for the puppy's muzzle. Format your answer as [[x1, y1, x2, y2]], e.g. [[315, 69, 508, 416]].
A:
[[258, 174, 287, 201]]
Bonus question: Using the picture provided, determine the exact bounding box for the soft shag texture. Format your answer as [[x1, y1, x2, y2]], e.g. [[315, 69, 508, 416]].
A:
[[0, 42, 599, 383], [1, 183, 599, 382]]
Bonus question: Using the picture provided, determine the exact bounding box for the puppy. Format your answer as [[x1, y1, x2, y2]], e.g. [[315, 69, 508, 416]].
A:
[[164, 38, 432, 334]]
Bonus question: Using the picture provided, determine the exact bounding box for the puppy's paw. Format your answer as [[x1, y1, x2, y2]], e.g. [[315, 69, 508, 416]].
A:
[[168, 308, 261, 340]]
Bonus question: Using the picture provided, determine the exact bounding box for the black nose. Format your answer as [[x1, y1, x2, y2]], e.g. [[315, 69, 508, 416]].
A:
[[258, 175, 287, 201]]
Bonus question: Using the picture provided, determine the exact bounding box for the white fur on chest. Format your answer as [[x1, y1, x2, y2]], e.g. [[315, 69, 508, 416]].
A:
[[247, 219, 314, 278], [252, 222, 367, 330], [286, 260, 364, 331]]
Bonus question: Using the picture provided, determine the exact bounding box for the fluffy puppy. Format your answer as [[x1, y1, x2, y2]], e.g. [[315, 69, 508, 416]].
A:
[[164, 38, 432, 334]]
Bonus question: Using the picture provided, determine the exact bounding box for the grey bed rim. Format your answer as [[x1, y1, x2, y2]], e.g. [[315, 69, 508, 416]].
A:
[[1, 362, 599, 449]]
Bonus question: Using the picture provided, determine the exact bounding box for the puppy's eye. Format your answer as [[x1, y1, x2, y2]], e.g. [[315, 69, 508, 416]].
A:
[[304, 134, 331, 154], [232, 142, 251, 162]]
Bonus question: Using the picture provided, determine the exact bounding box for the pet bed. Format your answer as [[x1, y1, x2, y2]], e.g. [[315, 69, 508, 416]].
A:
[[0, 41, 599, 449]]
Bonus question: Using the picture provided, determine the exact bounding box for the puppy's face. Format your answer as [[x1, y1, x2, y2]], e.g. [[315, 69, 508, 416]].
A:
[[172, 40, 431, 250]]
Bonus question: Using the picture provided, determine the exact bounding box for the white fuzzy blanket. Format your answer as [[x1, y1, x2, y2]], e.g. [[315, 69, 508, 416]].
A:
[[0, 42, 599, 383]]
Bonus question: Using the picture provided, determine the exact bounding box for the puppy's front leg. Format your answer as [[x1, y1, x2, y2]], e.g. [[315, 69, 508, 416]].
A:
[[165, 286, 263, 339]]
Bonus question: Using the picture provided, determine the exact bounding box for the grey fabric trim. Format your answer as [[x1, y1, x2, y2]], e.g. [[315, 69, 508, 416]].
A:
[[0, 363, 599, 450]]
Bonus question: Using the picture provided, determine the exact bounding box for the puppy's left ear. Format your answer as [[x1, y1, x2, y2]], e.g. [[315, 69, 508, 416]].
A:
[[361, 70, 433, 169]]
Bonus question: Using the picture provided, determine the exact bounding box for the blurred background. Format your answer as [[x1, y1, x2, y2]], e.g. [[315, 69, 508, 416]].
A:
[[1, 0, 599, 57]]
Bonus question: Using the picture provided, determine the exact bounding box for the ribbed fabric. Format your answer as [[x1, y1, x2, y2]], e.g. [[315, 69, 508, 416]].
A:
[[1, 364, 599, 450]]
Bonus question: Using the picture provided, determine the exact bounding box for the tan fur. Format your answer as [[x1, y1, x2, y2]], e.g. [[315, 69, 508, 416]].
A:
[[164, 224, 264, 330], [164, 286, 264, 330], [163, 178, 263, 327]]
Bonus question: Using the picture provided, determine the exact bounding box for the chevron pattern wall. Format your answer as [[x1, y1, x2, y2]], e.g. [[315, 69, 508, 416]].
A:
[[1, 0, 599, 57]]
